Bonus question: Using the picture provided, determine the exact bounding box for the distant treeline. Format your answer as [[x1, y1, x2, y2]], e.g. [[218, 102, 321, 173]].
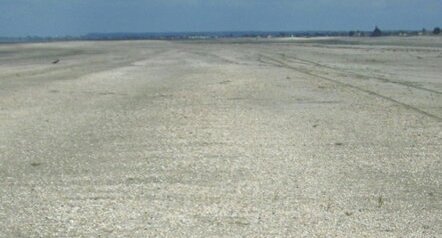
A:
[[1, 28, 440, 43]]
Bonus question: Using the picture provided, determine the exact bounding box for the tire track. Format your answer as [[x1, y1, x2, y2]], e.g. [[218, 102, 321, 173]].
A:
[[258, 54, 441, 121], [279, 53, 442, 95]]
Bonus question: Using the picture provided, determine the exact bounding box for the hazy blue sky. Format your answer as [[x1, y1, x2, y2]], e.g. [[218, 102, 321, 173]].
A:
[[1, 0, 441, 36]]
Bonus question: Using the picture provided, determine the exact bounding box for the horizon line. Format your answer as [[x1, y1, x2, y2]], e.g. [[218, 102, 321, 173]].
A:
[[1, 27, 439, 38]]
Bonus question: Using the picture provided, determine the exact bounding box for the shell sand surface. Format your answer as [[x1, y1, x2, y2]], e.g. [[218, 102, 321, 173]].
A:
[[0, 37, 441, 237]]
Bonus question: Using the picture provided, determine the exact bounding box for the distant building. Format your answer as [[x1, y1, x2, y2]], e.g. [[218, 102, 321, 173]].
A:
[[349, 31, 364, 37], [399, 32, 408, 37]]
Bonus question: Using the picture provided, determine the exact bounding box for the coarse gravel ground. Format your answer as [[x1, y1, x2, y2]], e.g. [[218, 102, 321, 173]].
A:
[[0, 37, 441, 237]]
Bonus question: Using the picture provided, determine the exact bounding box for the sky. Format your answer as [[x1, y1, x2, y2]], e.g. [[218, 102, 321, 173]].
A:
[[0, 0, 441, 37]]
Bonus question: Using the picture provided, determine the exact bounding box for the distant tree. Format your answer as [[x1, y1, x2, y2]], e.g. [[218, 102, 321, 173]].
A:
[[349, 31, 356, 37], [434, 27, 441, 35], [371, 26, 382, 37]]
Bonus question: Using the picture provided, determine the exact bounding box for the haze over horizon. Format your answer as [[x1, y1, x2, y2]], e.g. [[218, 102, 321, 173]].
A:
[[1, 0, 441, 37]]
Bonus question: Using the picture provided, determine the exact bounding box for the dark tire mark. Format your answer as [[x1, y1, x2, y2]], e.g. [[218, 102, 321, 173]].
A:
[[281, 53, 441, 95], [259, 54, 441, 121]]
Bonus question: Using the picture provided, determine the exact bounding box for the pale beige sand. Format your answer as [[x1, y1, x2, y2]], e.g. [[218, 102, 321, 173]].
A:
[[0, 37, 441, 237]]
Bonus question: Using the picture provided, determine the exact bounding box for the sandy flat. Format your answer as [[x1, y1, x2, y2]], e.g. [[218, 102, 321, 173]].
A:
[[0, 37, 441, 237]]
